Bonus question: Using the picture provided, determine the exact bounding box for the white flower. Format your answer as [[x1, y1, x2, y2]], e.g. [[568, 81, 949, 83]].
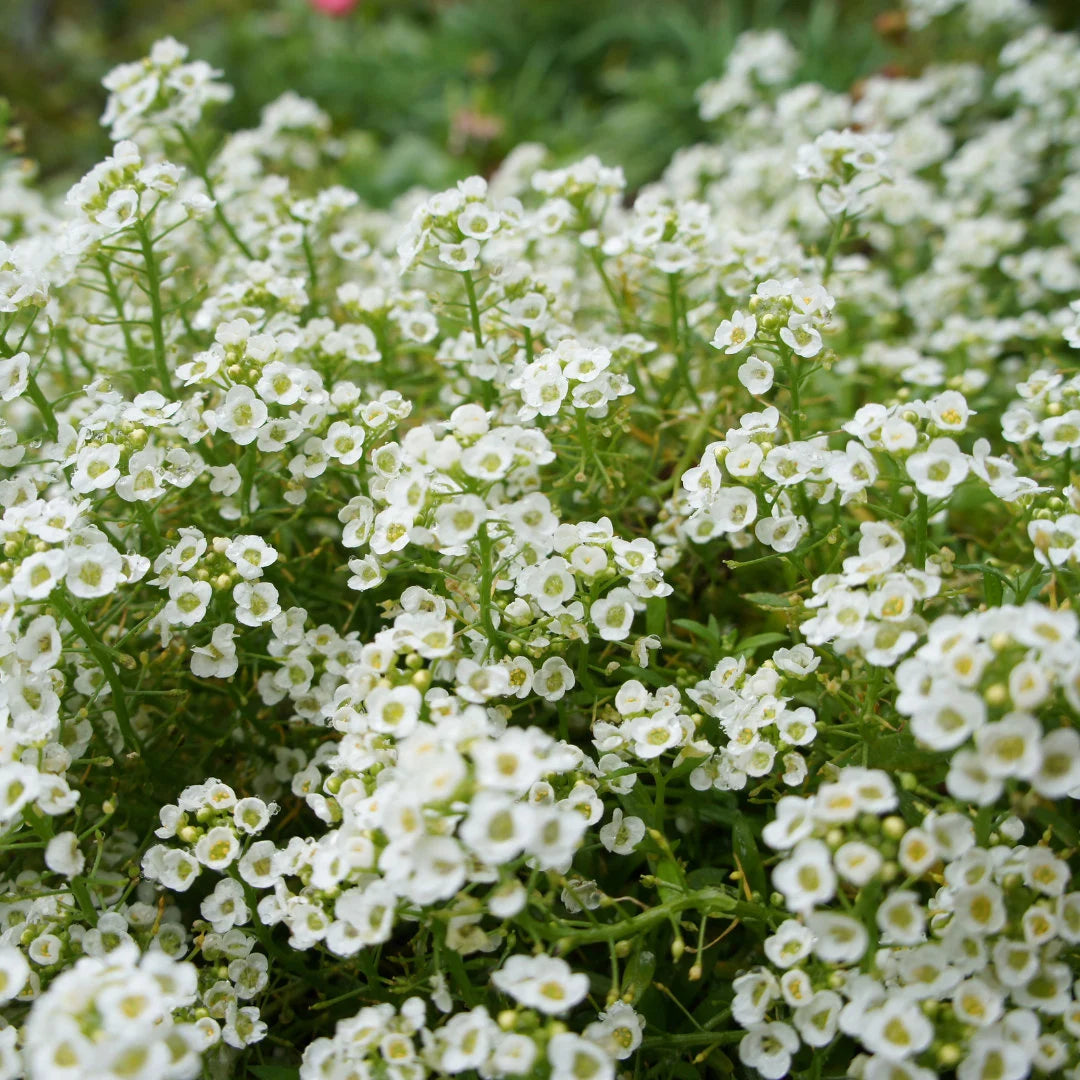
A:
[[142, 845, 201, 892], [947, 749, 1004, 806], [492, 954, 590, 1015], [434, 495, 487, 548], [584, 1002, 644, 1060], [533, 656, 576, 702], [905, 437, 969, 497], [897, 828, 938, 877], [738, 355, 774, 394], [16, 614, 62, 673], [458, 203, 500, 239], [861, 998, 933, 1060], [1023, 846, 1070, 897], [548, 1032, 615, 1080], [191, 624, 239, 678], [460, 793, 534, 864], [44, 831, 86, 878], [72, 443, 123, 493], [365, 684, 422, 737], [233, 797, 273, 835], [834, 840, 882, 886], [438, 238, 480, 271], [779, 315, 823, 358], [195, 825, 241, 870], [0, 945, 30, 1002], [793, 991, 842, 1049], [233, 581, 281, 627], [762, 796, 815, 850], [725, 440, 764, 478], [590, 587, 636, 641], [216, 385, 268, 445], [347, 555, 385, 592], [225, 535, 278, 579], [626, 708, 684, 759], [709, 486, 758, 533], [0, 351, 29, 401], [952, 978, 1004, 1028], [255, 360, 303, 405], [738, 1022, 799, 1080], [1033, 727, 1080, 797], [877, 889, 927, 945], [956, 1035, 1031, 1080], [733, 968, 779, 1027], [165, 575, 213, 627], [65, 543, 123, 598], [973, 711, 1043, 779], [324, 421, 366, 465], [773, 838, 837, 912], [599, 809, 646, 855], [910, 687, 986, 751], [201, 878, 250, 934], [928, 389, 973, 431], [712, 311, 757, 354], [764, 920, 814, 969]]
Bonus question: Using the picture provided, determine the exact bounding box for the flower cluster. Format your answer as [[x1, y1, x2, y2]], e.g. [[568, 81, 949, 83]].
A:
[[301, 993, 643, 1080], [742, 763, 1080, 1080], [3, 3, 1080, 1077]]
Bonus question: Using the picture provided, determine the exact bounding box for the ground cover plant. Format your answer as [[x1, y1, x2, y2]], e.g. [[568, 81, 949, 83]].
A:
[[2, 0, 1080, 1077]]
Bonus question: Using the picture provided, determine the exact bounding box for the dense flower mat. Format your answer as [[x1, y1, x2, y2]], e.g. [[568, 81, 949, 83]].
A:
[[2, 1, 1080, 1077]]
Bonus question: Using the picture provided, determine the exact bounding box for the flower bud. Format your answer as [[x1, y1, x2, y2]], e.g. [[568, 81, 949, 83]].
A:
[[882, 816, 905, 839]]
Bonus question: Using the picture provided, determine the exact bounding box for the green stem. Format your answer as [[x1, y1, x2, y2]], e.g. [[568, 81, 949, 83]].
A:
[[302, 230, 319, 316], [24, 370, 58, 440], [914, 491, 928, 569], [176, 127, 255, 259], [462, 270, 484, 348], [134, 220, 174, 398], [240, 442, 257, 520], [0, 307, 57, 437], [97, 256, 142, 385], [68, 876, 98, 925], [665, 395, 724, 502], [55, 595, 142, 754], [588, 248, 628, 330], [477, 522, 502, 660], [553, 887, 771, 951], [667, 273, 701, 408], [822, 210, 847, 283], [781, 350, 803, 441], [641, 1031, 742, 1050]]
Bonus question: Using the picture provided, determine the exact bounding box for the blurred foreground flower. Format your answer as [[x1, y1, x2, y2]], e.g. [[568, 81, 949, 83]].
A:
[[309, 0, 360, 15]]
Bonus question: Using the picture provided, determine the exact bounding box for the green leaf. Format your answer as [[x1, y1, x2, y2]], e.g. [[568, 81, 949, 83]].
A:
[[250, 1068, 300, 1080], [672, 618, 721, 644], [618, 664, 672, 688], [646, 596, 668, 637], [621, 944, 657, 1005], [695, 803, 739, 826], [743, 592, 796, 609], [732, 816, 767, 899], [685, 867, 729, 889], [733, 632, 787, 657]]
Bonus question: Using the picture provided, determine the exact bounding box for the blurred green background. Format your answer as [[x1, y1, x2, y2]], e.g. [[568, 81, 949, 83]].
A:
[[2, 0, 1078, 204]]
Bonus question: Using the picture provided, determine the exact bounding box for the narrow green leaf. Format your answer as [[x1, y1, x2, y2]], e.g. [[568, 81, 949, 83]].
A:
[[743, 592, 796, 609]]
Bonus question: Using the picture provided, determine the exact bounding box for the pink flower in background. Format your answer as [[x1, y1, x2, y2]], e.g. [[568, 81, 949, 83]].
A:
[[310, 0, 360, 14]]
